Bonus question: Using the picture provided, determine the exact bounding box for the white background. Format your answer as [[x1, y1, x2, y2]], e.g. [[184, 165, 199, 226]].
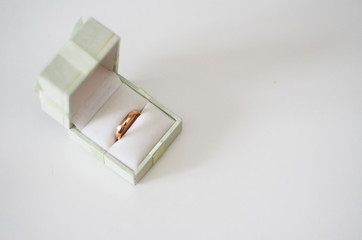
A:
[[1, 0, 361, 239]]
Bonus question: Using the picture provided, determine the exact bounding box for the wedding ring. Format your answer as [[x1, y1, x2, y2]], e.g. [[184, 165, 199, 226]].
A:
[[115, 110, 141, 141]]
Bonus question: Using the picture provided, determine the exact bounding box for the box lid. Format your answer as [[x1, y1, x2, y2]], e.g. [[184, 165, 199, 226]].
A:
[[36, 18, 120, 127]]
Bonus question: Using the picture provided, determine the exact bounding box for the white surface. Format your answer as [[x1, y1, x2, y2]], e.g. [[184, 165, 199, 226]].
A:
[[1, 1, 361, 239]]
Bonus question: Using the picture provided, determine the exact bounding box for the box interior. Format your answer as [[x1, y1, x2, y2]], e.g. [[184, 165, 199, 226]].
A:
[[71, 65, 175, 170]]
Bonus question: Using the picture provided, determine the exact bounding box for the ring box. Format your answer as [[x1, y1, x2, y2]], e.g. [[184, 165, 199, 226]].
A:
[[34, 18, 182, 184]]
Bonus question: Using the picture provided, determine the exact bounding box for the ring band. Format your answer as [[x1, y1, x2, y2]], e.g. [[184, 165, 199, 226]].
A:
[[115, 110, 141, 141]]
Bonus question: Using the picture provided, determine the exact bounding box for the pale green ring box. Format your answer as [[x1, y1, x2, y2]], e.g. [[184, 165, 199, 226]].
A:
[[34, 18, 182, 185]]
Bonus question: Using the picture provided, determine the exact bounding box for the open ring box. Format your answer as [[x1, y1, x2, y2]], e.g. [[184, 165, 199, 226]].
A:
[[34, 18, 182, 185]]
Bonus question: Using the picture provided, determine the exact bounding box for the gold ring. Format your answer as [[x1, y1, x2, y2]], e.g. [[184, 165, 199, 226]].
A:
[[115, 110, 141, 141]]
